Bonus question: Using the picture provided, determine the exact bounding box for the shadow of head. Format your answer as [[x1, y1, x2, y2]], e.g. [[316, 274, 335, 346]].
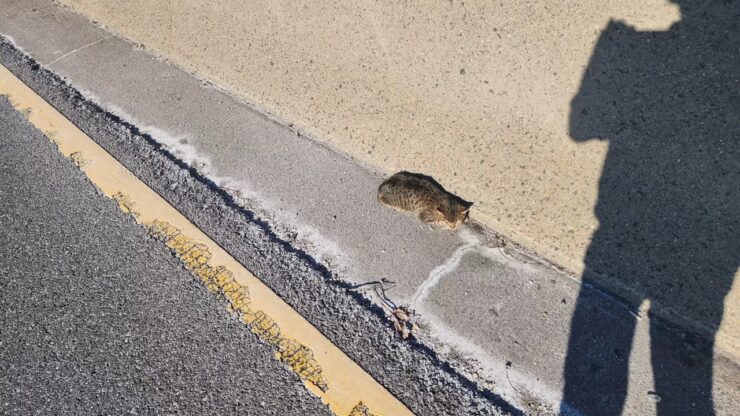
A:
[[569, 0, 739, 143]]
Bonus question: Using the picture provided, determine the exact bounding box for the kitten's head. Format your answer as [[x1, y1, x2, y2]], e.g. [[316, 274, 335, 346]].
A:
[[437, 199, 472, 229]]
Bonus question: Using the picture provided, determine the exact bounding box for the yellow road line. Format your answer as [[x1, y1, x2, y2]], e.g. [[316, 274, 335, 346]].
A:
[[0, 64, 413, 416]]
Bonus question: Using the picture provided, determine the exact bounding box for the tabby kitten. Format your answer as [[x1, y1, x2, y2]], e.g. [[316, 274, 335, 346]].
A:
[[377, 171, 472, 229]]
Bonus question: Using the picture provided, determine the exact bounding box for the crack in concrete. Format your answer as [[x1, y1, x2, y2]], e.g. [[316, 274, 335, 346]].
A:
[[410, 243, 477, 308], [45, 35, 111, 67]]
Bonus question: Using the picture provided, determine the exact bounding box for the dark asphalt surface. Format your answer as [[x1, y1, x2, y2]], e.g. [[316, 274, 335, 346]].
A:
[[0, 97, 332, 415]]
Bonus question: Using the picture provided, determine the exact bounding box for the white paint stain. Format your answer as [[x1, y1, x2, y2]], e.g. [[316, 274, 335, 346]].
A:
[[81, 96, 348, 270], [410, 225, 565, 412], [410, 243, 475, 307], [2, 34, 21, 51], [414, 299, 566, 412], [411, 225, 538, 307]]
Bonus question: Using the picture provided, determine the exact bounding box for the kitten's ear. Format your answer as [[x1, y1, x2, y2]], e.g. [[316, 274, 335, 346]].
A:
[[457, 204, 471, 222]]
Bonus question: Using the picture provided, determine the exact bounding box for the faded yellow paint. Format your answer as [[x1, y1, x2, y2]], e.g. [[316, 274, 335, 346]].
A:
[[0, 64, 412, 416], [69, 151, 89, 167], [148, 219, 328, 390], [112, 192, 138, 217], [348, 402, 377, 416]]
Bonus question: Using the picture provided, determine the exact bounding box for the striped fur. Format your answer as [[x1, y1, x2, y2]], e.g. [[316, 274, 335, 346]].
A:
[[377, 172, 471, 229]]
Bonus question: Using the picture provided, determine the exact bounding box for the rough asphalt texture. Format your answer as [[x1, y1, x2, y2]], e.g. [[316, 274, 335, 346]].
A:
[[0, 42, 517, 415], [0, 97, 333, 415]]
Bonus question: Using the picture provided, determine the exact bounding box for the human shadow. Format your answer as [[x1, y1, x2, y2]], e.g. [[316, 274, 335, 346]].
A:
[[560, 1, 739, 415]]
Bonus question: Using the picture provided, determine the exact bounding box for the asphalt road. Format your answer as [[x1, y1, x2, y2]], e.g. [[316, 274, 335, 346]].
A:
[[0, 96, 333, 415]]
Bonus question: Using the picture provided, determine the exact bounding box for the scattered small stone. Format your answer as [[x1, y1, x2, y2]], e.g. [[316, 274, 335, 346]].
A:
[[647, 391, 661, 403]]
